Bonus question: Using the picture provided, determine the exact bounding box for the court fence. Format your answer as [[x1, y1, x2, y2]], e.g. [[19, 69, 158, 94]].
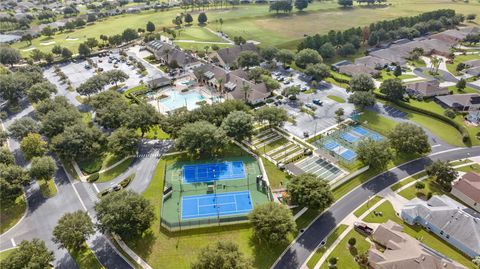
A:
[[160, 214, 250, 232]]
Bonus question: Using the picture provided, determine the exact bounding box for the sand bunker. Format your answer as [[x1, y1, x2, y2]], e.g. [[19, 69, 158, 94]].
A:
[[21, 47, 37, 52], [40, 41, 56, 46], [66, 37, 78, 41]]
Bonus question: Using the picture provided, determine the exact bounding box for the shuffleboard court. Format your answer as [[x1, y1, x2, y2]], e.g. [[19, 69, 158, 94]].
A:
[[183, 161, 246, 183], [181, 191, 253, 220]]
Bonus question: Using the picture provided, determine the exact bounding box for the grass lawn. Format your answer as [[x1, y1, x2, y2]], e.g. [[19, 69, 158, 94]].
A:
[[449, 159, 472, 166], [457, 163, 480, 173], [70, 244, 105, 269], [81, 112, 92, 126], [384, 101, 465, 147], [390, 171, 426, 192], [357, 109, 397, 136], [78, 153, 126, 175], [447, 85, 478, 94], [446, 53, 480, 75], [0, 248, 16, 262], [62, 160, 80, 180], [257, 137, 289, 154], [398, 176, 444, 200], [304, 88, 316, 94], [408, 59, 426, 67], [306, 224, 348, 269], [137, 125, 170, 140], [0, 195, 26, 234], [353, 196, 382, 217], [362, 200, 399, 223], [363, 201, 475, 268], [261, 156, 289, 188], [379, 69, 417, 81], [38, 179, 57, 198], [175, 42, 232, 51], [320, 230, 370, 269], [326, 95, 345, 103], [97, 157, 134, 183], [14, 0, 478, 56], [174, 26, 225, 42], [401, 98, 480, 146]]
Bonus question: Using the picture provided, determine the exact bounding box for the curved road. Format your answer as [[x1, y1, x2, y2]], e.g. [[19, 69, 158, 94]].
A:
[[272, 146, 480, 269]]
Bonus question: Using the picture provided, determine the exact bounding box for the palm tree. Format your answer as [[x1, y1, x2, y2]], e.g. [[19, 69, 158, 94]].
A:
[[430, 56, 443, 75], [216, 77, 224, 98], [241, 82, 252, 102]]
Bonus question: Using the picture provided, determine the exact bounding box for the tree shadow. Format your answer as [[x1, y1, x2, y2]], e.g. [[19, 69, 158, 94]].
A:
[[349, 246, 358, 256], [123, 230, 157, 259], [248, 234, 292, 269]]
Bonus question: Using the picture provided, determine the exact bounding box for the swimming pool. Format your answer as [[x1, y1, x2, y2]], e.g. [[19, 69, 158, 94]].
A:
[[160, 90, 205, 111]]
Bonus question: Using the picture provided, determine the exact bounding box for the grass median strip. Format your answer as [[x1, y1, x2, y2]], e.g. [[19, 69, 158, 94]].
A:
[[353, 196, 382, 217], [0, 195, 26, 234], [70, 244, 105, 269], [38, 179, 57, 198], [306, 224, 348, 269], [97, 157, 134, 183]]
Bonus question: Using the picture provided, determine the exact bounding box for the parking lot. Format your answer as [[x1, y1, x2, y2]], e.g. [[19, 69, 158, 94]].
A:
[[279, 84, 355, 138], [44, 49, 164, 91]]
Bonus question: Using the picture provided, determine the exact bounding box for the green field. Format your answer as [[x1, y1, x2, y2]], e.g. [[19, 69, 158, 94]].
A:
[[70, 244, 105, 269], [12, 0, 479, 55], [358, 110, 397, 136]]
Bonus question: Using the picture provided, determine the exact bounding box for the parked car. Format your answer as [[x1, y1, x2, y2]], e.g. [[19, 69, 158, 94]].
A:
[[276, 76, 284, 82], [301, 86, 309, 92], [283, 80, 291, 85], [312, 99, 323, 106], [305, 103, 315, 110], [354, 222, 373, 236], [84, 64, 91, 69], [113, 64, 119, 68]]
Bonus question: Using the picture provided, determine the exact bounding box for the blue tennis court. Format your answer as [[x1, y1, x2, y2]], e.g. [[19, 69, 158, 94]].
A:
[[340, 149, 357, 161], [183, 161, 246, 183], [181, 191, 253, 220], [324, 140, 340, 150], [340, 132, 360, 143], [352, 126, 369, 136]]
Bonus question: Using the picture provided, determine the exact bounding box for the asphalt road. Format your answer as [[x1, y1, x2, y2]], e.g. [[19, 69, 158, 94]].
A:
[[272, 146, 480, 269]]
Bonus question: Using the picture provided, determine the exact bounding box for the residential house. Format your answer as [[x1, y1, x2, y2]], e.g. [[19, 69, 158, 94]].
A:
[[354, 56, 389, 70], [369, 220, 467, 269], [209, 43, 257, 69], [435, 93, 480, 111], [400, 195, 480, 258], [430, 29, 470, 46], [337, 63, 379, 77], [405, 80, 449, 97], [146, 40, 200, 69], [451, 173, 480, 212], [463, 59, 480, 77], [194, 64, 270, 105], [331, 60, 352, 71]]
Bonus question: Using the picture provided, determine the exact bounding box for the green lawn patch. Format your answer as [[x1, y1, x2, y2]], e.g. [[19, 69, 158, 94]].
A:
[[81, 112, 92, 126], [0, 248, 16, 262], [62, 160, 80, 180], [70, 244, 105, 269], [457, 163, 480, 173], [326, 95, 345, 103], [379, 69, 417, 81], [320, 229, 370, 269], [449, 159, 472, 166], [304, 88, 316, 94], [306, 224, 348, 269], [390, 171, 426, 192], [174, 26, 225, 42], [78, 153, 125, 175], [362, 200, 399, 223], [261, 156, 289, 188], [353, 195, 382, 217], [408, 59, 426, 67], [447, 85, 477, 94], [384, 102, 465, 147], [357, 110, 397, 136], [257, 137, 289, 154], [38, 179, 57, 198], [0, 195, 26, 234], [96, 157, 134, 183], [447, 53, 480, 75], [137, 125, 170, 140], [363, 201, 475, 268], [398, 176, 448, 200]]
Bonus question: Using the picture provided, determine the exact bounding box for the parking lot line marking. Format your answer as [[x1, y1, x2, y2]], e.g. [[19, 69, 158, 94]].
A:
[[432, 144, 442, 148], [10, 238, 16, 247]]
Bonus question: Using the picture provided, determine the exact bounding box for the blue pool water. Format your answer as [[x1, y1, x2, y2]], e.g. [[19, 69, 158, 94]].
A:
[[160, 90, 205, 111]]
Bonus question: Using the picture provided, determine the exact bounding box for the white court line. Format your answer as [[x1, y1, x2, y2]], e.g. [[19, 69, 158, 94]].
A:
[[10, 238, 16, 247], [93, 183, 99, 193]]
